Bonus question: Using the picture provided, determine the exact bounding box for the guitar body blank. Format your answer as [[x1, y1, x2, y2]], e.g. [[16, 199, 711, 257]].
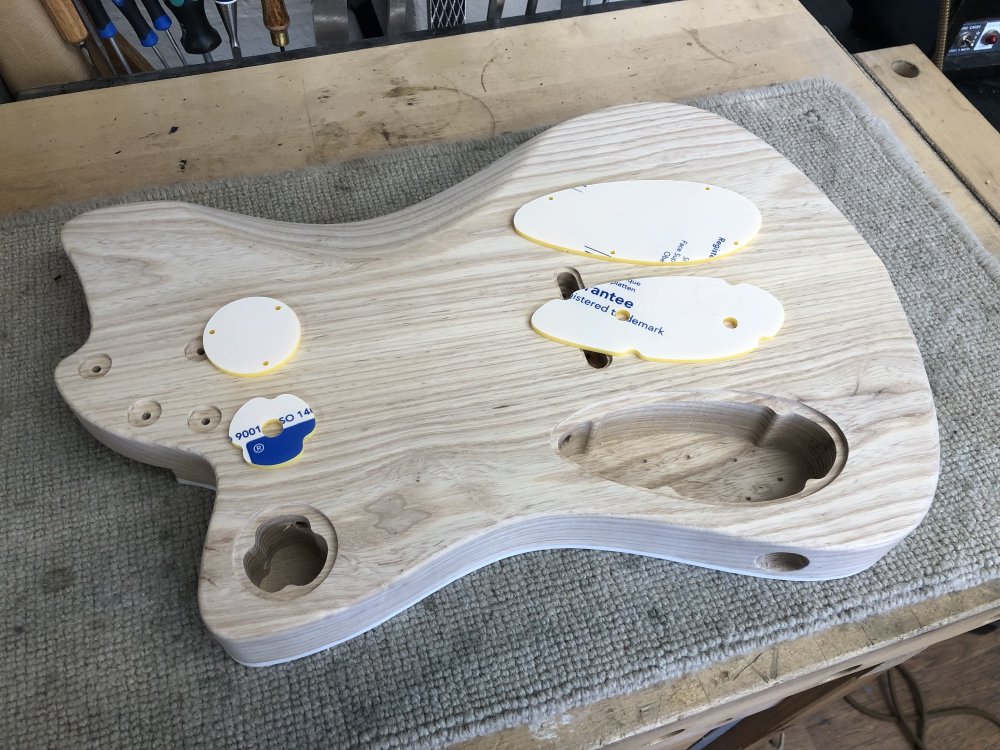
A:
[[55, 103, 939, 666]]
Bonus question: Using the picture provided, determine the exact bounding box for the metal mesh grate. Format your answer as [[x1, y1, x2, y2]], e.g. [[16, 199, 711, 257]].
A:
[[428, 0, 465, 28]]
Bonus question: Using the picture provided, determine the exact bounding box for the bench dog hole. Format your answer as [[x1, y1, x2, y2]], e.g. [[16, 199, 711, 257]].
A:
[[244, 515, 329, 593]]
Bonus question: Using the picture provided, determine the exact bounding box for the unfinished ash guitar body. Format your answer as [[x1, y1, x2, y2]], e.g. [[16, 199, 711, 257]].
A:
[[55, 103, 939, 665]]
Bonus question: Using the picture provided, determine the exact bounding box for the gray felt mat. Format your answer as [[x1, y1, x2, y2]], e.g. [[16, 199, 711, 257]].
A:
[[2, 79, 998, 749]]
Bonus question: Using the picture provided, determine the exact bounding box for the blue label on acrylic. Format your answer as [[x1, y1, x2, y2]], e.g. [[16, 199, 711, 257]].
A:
[[244, 419, 316, 467]]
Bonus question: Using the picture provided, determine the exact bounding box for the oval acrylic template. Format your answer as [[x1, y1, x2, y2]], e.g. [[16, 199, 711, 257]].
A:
[[513, 180, 762, 265]]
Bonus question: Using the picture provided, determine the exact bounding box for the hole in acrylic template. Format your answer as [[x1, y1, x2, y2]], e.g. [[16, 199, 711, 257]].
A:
[[556, 398, 844, 505], [262, 419, 283, 438], [723, 317, 739, 329], [755, 552, 810, 572], [127, 399, 161, 427], [244, 516, 330, 593], [891, 60, 920, 78], [615, 309, 631, 321], [78, 353, 112, 379]]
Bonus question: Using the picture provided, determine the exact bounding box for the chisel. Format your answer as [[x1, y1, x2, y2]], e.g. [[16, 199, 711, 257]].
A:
[[212, 0, 241, 60], [262, 0, 289, 51], [38, 0, 103, 75]]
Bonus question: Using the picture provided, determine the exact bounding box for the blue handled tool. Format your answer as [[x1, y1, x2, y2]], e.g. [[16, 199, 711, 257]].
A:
[[78, 0, 133, 73], [138, 0, 188, 64], [109, 0, 170, 68]]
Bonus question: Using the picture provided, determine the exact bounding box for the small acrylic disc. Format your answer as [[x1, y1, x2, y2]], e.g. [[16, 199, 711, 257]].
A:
[[203, 297, 300, 377]]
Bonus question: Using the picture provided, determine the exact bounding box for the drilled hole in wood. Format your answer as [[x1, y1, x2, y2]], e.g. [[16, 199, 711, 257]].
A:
[[755, 552, 810, 572], [244, 516, 330, 593], [892, 60, 920, 78], [78, 353, 112, 379], [553, 269, 613, 370], [127, 399, 161, 427], [555, 268, 585, 300], [188, 405, 221, 433], [557, 400, 843, 504], [583, 350, 612, 369], [185, 337, 208, 362]]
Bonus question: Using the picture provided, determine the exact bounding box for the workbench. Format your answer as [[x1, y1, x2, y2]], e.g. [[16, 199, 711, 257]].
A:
[[3, 1, 998, 747]]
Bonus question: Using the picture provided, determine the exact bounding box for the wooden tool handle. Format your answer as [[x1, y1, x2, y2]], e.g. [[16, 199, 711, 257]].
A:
[[261, 0, 289, 31], [38, 0, 88, 45]]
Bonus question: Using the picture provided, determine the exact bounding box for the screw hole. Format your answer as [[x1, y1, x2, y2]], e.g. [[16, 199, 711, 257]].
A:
[[78, 353, 112, 379], [128, 399, 161, 427], [187, 404, 221, 433], [185, 337, 208, 362], [891, 60, 920, 78]]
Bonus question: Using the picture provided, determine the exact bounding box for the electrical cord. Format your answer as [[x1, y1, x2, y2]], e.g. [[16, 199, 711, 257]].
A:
[[843, 665, 1000, 749]]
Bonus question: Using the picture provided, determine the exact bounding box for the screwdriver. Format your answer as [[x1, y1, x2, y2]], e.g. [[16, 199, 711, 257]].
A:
[[164, 0, 222, 62], [138, 0, 188, 64], [70, 0, 116, 73], [110, 0, 170, 68], [39, 0, 103, 75], [212, 0, 241, 60], [79, 0, 133, 73], [262, 0, 289, 51]]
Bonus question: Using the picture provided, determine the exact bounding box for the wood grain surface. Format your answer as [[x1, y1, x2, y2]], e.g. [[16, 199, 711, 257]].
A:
[[858, 47, 1000, 224], [54, 102, 939, 665]]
